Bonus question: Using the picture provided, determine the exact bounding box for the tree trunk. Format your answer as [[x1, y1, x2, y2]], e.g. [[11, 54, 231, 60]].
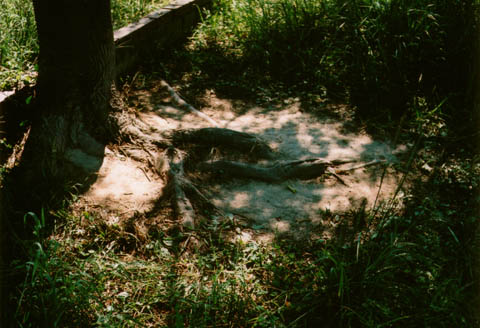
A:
[[33, 0, 115, 127], [21, 0, 117, 199]]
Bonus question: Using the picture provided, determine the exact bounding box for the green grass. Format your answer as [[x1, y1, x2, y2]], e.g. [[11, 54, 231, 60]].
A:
[[12, 154, 479, 327], [0, 0, 170, 91], [0, 0, 37, 91], [191, 0, 478, 123], [110, 0, 172, 30]]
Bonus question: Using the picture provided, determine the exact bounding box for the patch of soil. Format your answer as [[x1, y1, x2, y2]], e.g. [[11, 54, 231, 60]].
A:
[[82, 150, 164, 219], [77, 81, 409, 241]]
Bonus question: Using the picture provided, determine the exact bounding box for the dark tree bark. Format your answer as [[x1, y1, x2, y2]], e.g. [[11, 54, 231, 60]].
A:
[[33, 0, 115, 127], [21, 0, 119, 196]]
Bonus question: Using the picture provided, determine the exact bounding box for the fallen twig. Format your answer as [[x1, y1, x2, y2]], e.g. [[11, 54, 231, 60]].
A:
[[327, 167, 348, 186], [334, 159, 387, 173], [160, 80, 219, 127]]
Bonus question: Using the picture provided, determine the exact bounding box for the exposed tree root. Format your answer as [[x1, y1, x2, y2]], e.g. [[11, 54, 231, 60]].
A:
[[153, 136, 376, 228], [172, 128, 276, 159], [195, 158, 380, 183], [197, 159, 330, 182], [66, 82, 392, 231], [162, 148, 196, 229], [156, 146, 226, 229]]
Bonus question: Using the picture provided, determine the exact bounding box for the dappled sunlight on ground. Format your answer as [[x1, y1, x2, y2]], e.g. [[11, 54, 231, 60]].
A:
[[79, 83, 409, 241], [81, 148, 165, 217]]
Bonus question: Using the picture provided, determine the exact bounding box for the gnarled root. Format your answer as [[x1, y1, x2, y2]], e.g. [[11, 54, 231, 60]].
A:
[[198, 158, 332, 182], [172, 128, 275, 159], [160, 148, 196, 229]]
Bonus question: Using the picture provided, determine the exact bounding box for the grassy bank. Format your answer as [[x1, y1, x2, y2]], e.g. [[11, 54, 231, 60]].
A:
[[0, 0, 170, 90]]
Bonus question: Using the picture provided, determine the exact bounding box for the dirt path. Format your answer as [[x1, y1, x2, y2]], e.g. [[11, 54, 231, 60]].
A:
[[78, 82, 408, 241]]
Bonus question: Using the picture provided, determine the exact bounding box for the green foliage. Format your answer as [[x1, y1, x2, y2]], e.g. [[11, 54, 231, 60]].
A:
[[0, 0, 37, 90], [192, 0, 478, 120], [110, 0, 170, 30], [13, 211, 98, 327]]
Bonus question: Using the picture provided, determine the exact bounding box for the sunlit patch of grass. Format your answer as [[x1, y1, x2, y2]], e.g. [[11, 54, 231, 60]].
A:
[[0, 0, 37, 91], [111, 0, 171, 30]]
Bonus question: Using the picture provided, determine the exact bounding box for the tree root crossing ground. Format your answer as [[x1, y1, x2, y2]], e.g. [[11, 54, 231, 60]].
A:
[[77, 79, 409, 242]]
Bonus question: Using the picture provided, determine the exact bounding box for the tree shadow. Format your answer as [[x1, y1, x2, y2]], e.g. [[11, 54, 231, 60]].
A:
[[0, 87, 109, 326]]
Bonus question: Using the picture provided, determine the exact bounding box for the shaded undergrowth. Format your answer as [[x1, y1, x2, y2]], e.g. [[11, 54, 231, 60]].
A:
[[188, 0, 478, 133], [10, 149, 479, 327]]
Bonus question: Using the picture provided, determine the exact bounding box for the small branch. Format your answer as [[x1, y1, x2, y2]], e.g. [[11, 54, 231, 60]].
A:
[[160, 80, 219, 127], [138, 167, 151, 182], [334, 159, 387, 173], [327, 167, 348, 186]]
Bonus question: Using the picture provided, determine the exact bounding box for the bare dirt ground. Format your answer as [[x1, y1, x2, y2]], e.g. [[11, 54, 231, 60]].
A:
[[78, 81, 409, 242]]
